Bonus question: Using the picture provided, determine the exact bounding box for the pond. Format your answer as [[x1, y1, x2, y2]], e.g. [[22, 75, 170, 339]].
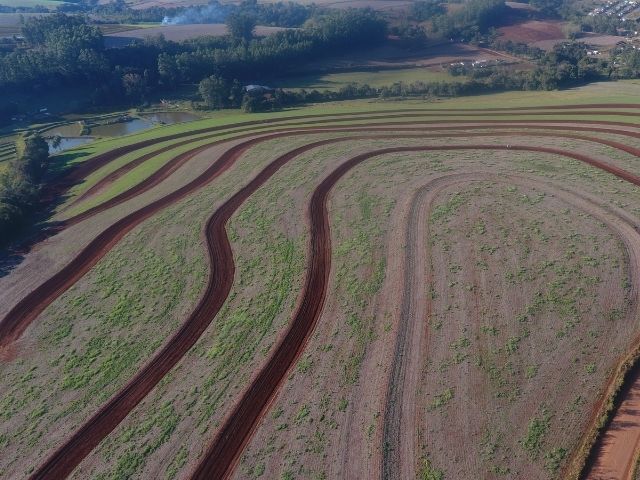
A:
[[43, 112, 200, 153], [42, 123, 82, 137], [90, 118, 153, 137], [47, 137, 94, 154], [143, 111, 200, 124]]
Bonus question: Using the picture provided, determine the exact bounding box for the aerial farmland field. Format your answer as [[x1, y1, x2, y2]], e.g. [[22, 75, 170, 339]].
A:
[[3, 82, 640, 480]]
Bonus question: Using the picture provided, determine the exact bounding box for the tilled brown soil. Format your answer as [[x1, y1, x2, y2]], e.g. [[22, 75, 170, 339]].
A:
[[387, 172, 640, 479], [3, 107, 640, 479]]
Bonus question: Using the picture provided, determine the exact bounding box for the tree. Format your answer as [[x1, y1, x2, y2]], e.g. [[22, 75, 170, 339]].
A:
[[158, 52, 181, 86], [229, 79, 244, 107], [14, 133, 49, 183], [0, 133, 49, 244], [198, 74, 230, 109], [122, 72, 148, 101], [226, 12, 256, 41], [241, 93, 260, 113], [411, 0, 445, 21]]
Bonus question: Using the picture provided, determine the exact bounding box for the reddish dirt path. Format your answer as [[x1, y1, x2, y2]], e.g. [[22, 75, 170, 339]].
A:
[[0, 137, 256, 350], [190, 144, 640, 480], [68, 120, 640, 223], [64, 104, 636, 198], [4, 118, 639, 478], [584, 365, 640, 480], [56, 105, 640, 208]]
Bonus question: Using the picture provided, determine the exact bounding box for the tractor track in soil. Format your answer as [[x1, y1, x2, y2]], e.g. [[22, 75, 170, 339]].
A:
[[382, 171, 640, 480], [3, 112, 640, 479]]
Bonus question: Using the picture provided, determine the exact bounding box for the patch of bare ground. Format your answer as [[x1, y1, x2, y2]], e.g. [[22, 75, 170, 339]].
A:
[[498, 20, 567, 44], [419, 179, 637, 479], [288, 42, 528, 76], [584, 363, 640, 479]]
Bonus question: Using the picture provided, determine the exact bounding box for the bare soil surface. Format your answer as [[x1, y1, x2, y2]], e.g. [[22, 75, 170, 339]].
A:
[[234, 144, 640, 480], [415, 176, 639, 479], [292, 42, 527, 75], [585, 364, 640, 479], [498, 20, 566, 44]]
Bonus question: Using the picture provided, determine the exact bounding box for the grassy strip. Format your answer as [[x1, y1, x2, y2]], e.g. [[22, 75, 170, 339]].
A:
[[60, 112, 640, 216]]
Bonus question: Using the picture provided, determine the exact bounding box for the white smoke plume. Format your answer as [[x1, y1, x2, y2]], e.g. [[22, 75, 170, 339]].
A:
[[162, 1, 232, 25]]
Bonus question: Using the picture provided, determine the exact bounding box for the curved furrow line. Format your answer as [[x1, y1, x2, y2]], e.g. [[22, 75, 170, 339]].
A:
[[382, 172, 640, 480], [66, 123, 640, 227], [0, 136, 257, 350], [51, 117, 640, 239], [66, 118, 640, 211], [68, 124, 283, 207], [7, 127, 640, 351], [190, 144, 640, 480], [52, 108, 640, 207]]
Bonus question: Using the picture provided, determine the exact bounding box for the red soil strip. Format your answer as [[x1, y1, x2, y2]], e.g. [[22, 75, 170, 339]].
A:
[[0, 137, 257, 350], [584, 364, 640, 480], [191, 144, 640, 480], [55, 104, 640, 202]]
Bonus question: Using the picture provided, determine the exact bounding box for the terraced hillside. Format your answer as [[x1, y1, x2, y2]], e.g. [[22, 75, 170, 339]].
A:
[[2, 90, 640, 480]]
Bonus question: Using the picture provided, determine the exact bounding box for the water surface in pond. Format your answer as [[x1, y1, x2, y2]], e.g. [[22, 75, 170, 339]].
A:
[[90, 118, 153, 137], [143, 112, 199, 124], [47, 137, 93, 154]]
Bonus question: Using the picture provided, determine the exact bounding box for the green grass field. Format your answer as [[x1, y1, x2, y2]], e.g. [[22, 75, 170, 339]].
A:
[[50, 79, 640, 165], [276, 67, 463, 91]]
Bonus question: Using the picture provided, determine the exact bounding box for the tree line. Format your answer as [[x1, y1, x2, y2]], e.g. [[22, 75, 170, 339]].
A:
[[221, 41, 627, 114], [0, 133, 49, 244]]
